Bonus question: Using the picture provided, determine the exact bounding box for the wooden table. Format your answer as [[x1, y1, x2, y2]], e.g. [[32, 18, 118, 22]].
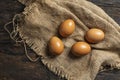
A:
[[0, 0, 120, 80]]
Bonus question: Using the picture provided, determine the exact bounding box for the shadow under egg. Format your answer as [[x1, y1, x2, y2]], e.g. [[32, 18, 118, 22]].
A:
[[68, 49, 86, 60]]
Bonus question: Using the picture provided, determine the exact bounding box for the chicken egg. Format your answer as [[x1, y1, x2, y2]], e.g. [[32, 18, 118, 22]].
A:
[[71, 42, 91, 56], [59, 19, 75, 37], [49, 36, 64, 55], [85, 28, 105, 43]]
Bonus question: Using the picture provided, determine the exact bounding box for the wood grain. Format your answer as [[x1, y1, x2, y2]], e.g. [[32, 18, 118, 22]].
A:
[[0, 0, 120, 80]]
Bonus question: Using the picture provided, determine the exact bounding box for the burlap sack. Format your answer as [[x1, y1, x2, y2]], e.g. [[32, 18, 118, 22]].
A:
[[13, 0, 120, 80]]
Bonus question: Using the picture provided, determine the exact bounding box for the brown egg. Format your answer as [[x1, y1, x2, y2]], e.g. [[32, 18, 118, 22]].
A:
[[71, 42, 91, 56], [59, 19, 75, 37], [85, 28, 105, 43], [49, 36, 64, 55]]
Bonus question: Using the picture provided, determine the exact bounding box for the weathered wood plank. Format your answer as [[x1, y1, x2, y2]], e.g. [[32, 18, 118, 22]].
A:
[[90, 0, 120, 25]]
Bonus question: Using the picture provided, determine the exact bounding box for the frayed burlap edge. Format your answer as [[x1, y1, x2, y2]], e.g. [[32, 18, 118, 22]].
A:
[[18, 22, 73, 80]]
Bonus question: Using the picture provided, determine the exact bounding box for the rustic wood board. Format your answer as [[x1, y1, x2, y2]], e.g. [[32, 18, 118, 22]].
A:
[[0, 0, 120, 80]]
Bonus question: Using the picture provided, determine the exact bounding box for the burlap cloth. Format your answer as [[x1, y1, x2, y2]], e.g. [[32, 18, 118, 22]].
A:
[[14, 0, 120, 80]]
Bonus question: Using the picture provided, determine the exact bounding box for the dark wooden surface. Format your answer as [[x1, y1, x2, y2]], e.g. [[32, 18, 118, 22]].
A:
[[0, 0, 120, 80]]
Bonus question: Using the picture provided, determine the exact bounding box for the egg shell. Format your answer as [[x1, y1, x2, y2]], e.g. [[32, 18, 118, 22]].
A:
[[59, 19, 75, 37], [85, 28, 105, 43], [49, 36, 64, 55], [71, 42, 91, 56]]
